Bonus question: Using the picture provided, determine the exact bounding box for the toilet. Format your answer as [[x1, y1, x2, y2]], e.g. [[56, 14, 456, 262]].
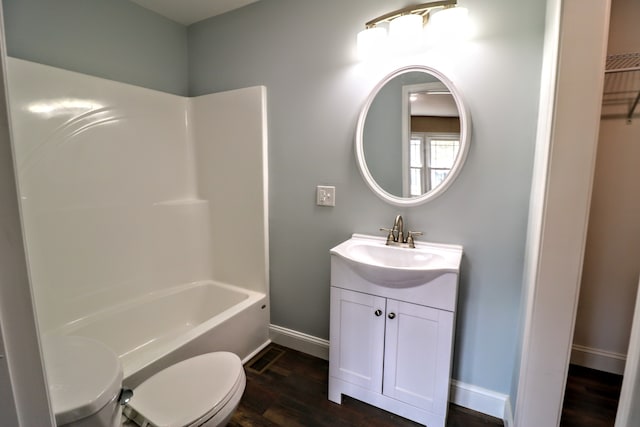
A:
[[42, 335, 246, 427]]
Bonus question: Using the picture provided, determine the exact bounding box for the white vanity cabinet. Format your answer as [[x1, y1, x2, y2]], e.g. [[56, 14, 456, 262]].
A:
[[328, 235, 462, 427], [382, 297, 453, 411]]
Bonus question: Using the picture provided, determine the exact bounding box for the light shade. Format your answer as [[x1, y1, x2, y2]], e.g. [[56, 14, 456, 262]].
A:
[[389, 14, 424, 47], [427, 6, 470, 42], [357, 26, 388, 58]]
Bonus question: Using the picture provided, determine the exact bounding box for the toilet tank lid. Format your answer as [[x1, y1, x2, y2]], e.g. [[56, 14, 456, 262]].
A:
[[42, 335, 123, 425]]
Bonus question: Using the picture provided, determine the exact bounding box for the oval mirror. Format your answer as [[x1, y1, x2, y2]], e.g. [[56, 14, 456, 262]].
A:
[[355, 65, 471, 206]]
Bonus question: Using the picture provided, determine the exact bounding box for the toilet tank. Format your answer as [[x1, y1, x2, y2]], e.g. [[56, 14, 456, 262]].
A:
[[42, 335, 123, 427]]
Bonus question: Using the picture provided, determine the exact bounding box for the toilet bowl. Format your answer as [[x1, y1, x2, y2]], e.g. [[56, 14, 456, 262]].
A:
[[42, 335, 246, 427]]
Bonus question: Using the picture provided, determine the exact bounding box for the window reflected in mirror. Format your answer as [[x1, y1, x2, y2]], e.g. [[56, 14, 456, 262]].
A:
[[404, 86, 461, 197], [409, 135, 460, 196]]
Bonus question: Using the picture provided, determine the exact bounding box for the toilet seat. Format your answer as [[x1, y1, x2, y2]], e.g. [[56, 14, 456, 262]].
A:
[[42, 335, 123, 426], [125, 352, 245, 427]]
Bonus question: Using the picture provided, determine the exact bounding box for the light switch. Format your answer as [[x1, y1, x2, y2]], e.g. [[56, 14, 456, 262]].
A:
[[316, 185, 336, 207]]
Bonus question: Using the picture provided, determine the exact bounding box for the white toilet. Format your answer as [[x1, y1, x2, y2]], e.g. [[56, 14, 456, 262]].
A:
[[42, 335, 246, 427]]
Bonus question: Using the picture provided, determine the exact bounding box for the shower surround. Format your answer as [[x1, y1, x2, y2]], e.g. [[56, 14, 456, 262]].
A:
[[6, 57, 269, 382]]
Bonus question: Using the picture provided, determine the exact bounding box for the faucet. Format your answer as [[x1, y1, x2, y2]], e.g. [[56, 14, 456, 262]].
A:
[[380, 215, 422, 248], [392, 215, 403, 243]]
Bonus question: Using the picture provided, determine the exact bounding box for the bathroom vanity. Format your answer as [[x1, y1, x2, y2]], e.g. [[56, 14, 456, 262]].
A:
[[332, 62, 469, 426], [328, 234, 462, 427]]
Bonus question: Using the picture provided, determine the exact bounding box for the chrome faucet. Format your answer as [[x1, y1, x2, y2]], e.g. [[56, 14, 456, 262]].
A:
[[380, 215, 422, 248]]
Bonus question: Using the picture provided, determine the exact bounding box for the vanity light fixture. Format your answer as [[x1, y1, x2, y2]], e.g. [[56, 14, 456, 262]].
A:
[[357, 0, 468, 57]]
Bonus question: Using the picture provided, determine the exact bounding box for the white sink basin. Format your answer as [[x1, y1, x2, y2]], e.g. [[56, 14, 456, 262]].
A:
[[330, 234, 463, 287]]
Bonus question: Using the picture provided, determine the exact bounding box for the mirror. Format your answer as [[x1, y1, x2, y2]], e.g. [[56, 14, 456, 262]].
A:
[[355, 65, 471, 206]]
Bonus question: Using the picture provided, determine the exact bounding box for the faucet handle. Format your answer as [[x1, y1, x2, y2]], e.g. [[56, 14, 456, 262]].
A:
[[379, 227, 394, 245], [406, 231, 423, 248]]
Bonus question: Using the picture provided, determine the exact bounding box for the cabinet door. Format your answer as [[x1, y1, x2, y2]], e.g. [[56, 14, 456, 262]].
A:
[[383, 299, 454, 414], [329, 287, 386, 391]]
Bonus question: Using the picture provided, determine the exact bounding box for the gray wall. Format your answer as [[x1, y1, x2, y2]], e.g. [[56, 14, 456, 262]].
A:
[[189, 0, 545, 395], [2, 0, 188, 95], [1, 0, 547, 398]]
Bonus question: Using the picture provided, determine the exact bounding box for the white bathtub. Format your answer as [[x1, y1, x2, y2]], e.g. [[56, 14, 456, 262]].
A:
[[47, 280, 270, 387]]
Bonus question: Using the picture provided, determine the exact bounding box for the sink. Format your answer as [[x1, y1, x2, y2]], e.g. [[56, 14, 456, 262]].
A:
[[330, 234, 463, 287]]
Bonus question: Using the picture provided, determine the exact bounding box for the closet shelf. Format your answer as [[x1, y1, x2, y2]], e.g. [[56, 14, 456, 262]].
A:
[[603, 53, 640, 122]]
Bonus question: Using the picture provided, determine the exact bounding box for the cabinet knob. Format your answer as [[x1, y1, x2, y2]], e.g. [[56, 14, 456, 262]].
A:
[[374, 309, 383, 317], [388, 312, 396, 319]]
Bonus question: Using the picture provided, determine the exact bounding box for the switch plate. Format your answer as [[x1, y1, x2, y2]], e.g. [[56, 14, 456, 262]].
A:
[[316, 185, 336, 207]]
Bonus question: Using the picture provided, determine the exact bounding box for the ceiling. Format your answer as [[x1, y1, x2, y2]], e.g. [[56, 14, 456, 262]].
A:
[[129, 0, 260, 25]]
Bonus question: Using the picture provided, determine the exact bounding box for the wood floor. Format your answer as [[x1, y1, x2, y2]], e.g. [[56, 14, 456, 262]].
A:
[[229, 344, 504, 427], [560, 364, 623, 427]]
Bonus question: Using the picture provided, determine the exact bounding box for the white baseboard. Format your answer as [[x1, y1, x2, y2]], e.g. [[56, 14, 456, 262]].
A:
[[450, 379, 511, 422], [269, 324, 330, 360], [269, 324, 511, 423], [571, 344, 626, 375]]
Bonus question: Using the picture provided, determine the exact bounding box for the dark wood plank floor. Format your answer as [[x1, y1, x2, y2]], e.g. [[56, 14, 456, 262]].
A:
[[229, 344, 503, 427], [560, 364, 623, 427]]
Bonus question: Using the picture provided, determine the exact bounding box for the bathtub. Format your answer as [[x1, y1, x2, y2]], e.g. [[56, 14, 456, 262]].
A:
[[47, 280, 270, 387]]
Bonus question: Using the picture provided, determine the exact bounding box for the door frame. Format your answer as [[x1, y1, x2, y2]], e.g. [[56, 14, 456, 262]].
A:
[[615, 277, 640, 426], [515, 0, 612, 426]]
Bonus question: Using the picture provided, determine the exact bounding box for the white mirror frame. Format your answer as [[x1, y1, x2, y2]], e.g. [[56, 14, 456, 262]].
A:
[[355, 65, 471, 206]]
